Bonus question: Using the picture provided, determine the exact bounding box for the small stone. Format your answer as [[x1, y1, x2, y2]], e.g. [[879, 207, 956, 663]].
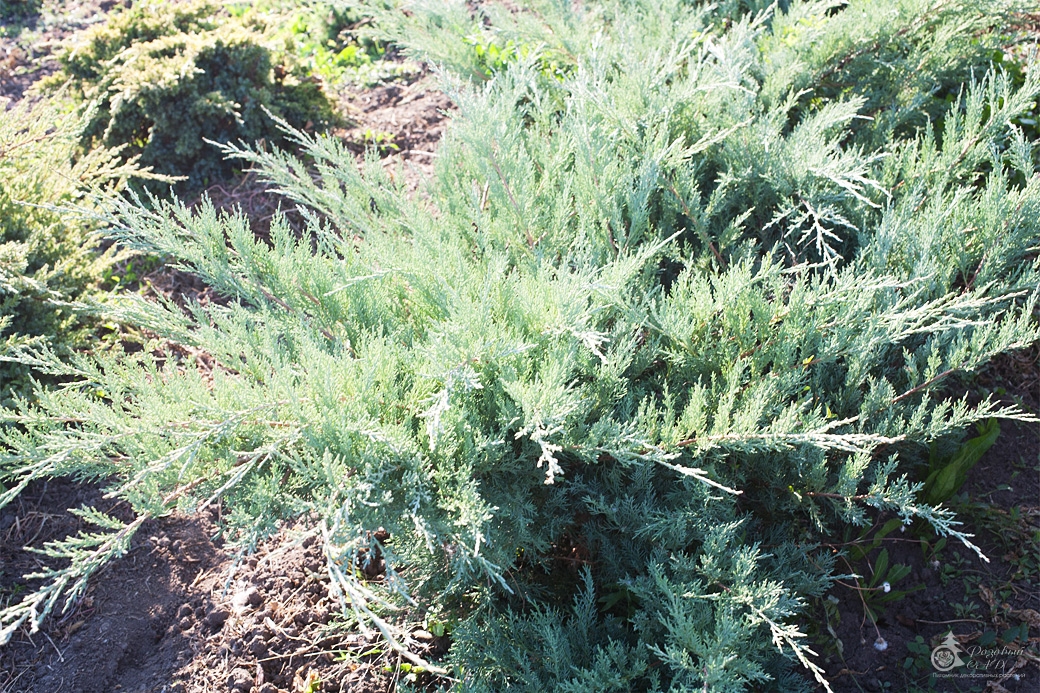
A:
[[312, 606, 330, 625], [248, 635, 268, 656], [178, 616, 193, 632], [233, 587, 263, 609], [177, 604, 193, 619], [227, 667, 251, 691], [412, 629, 434, 641], [257, 685, 278, 693], [205, 608, 229, 630]]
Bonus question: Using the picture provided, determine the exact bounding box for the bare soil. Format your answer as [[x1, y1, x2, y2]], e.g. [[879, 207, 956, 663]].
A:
[[1, 2, 1038, 692], [811, 352, 1040, 692], [336, 72, 454, 194], [0, 482, 427, 693], [0, 0, 117, 106], [2, 3, 456, 693]]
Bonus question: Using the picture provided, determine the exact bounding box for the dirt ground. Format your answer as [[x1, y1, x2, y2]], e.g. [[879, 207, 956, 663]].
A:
[[810, 352, 1040, 693], [1, 2, 1038, 692], [0, 482, 444, 693], [2, 383, 1034, 693], [0, 0, 118, 105], [2, 3, 454, 692], [815, 421, 1040, 692]]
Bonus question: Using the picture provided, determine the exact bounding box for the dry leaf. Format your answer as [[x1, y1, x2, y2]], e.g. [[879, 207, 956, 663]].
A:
[[1011, 608, 1040, 628]]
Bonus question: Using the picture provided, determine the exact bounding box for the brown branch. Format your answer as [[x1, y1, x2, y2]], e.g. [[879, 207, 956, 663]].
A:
[[890, 367, 956, 405], [258, 286, 336, 342], [805, 491, 871, 500], [0, 133, 54, 161], [486, 145, 533, 247], [666, 183, 725, 268]]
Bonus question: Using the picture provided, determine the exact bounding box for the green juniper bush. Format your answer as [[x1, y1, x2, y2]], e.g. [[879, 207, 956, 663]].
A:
[[2, 1, 1038, 690], [0, 96, 139, 404]]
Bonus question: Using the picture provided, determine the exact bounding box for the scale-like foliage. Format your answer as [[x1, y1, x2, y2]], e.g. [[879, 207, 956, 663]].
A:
[[54, 0, 333, 191], [0, 96, 138, 403], [2, 1, 1038, 690]]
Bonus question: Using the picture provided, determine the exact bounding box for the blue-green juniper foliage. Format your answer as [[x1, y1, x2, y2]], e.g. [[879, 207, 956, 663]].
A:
[[2, 1, 1039, 690]]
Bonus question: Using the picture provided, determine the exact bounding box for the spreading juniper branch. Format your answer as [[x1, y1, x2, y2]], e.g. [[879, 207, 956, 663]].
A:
[[0, 512, 147, 646], [2, 1, 1039, 690], [0, 470, 222, 644]]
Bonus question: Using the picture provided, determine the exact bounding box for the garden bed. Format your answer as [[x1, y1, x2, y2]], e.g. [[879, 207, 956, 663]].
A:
[[2, 2, 1038, 692]]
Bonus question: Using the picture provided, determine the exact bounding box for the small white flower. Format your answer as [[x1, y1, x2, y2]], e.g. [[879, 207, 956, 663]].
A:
[[930, 559, 940, 570], [882, 581, 891, 593], [874, 636, 888, 652]]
